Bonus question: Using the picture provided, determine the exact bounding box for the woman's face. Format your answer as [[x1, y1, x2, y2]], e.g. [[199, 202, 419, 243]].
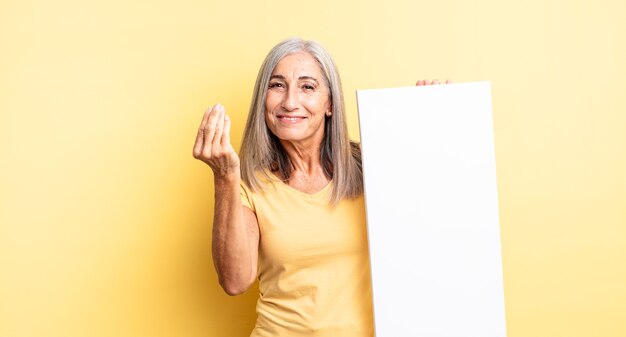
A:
[[265, 52, 331, 147]]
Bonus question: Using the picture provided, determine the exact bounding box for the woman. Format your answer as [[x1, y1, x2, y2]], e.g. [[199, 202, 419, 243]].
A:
[[193, 38, 443, 336]]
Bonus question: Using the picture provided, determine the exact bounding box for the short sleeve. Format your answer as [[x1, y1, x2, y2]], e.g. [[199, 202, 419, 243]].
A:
[[240, 182, 255, 212]]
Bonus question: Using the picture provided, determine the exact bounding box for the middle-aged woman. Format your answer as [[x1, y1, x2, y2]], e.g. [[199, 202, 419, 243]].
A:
[[193, 38, 444, 337]]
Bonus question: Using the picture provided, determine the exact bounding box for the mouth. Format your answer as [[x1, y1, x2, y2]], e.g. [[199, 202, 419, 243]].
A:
[[276, 115, 307, 123]]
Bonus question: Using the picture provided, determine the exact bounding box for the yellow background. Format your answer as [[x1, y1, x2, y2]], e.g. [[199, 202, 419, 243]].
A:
[[1, 0, 624, 336]]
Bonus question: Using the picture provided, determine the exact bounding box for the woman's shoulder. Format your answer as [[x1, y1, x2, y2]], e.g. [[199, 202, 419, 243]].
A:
[[241, 169, 282, 192]]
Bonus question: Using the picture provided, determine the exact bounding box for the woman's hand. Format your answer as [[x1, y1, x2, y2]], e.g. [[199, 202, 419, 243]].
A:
[[416, 79, 451, 86], [192, 103, 240, 178]]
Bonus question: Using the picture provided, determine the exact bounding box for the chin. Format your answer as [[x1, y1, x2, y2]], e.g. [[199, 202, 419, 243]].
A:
[[274, 133, 305, 142]]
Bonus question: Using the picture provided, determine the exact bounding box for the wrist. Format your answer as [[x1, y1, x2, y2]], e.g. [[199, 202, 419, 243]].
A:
[[213, 169, 240, 187]]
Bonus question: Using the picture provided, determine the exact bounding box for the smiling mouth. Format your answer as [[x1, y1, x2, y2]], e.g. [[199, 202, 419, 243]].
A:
[[277, 115, 307, 122]]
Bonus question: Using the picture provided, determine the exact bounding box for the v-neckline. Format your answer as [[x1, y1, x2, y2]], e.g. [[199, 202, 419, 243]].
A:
[[270, 172, 332, 199]]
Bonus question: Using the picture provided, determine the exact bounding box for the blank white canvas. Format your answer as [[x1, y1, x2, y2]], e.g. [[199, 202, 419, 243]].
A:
[[357, 82, 506, 337]]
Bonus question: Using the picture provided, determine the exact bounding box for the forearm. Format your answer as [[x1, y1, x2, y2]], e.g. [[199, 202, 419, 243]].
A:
[[211, 172, 257, 295]]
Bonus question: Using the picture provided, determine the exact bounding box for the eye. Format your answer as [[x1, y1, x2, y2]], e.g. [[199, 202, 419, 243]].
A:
[[302, 84, 316, 91], [269, 82, 284, 89]]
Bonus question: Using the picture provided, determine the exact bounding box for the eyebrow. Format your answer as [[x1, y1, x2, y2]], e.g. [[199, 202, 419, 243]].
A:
[[270, 74, 319, 83]]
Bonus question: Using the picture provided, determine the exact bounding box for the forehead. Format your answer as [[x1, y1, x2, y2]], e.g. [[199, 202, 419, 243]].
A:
[[272, 52, 324, 78]]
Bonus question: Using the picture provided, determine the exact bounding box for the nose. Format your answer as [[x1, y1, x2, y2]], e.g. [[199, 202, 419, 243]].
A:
[[281, 86, 299, 112]]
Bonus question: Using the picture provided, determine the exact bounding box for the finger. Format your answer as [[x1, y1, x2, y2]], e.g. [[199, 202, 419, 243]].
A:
[[432, 79, 440, 85], [203, 103, 222, 150], [200, 106, 213, 129], [445, 79, 452, 84], [416, 80, 424, 86], [423, 79, 430, 86], [222, 114, 231, 147], [212, 105, 226, 148], [193, 106, 214, 158]]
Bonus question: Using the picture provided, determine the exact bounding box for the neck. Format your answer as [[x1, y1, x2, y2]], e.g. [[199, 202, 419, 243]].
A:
[[279, 139, 323, 176]]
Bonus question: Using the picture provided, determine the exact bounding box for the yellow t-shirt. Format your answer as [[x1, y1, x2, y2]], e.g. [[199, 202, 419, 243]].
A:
[[240, 175, 374, 337]]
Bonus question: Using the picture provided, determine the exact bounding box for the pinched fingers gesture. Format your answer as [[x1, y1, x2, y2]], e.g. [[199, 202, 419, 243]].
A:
[[193, 103, 240, 177]]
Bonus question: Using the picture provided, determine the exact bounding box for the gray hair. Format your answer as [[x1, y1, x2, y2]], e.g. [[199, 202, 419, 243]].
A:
[[239, 38, 363, 205]]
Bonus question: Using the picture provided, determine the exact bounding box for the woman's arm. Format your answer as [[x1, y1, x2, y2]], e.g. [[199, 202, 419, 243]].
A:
[[193, 103, 259, 296]]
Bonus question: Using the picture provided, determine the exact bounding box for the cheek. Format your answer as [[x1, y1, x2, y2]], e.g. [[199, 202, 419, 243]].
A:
[[304, 95, 329, 112], [264, 111, 274, 129], [264, 96, 272, 112], [265, 91, 283, 108], [316, 93, 331, 112], [264, 95, 278, 125]]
